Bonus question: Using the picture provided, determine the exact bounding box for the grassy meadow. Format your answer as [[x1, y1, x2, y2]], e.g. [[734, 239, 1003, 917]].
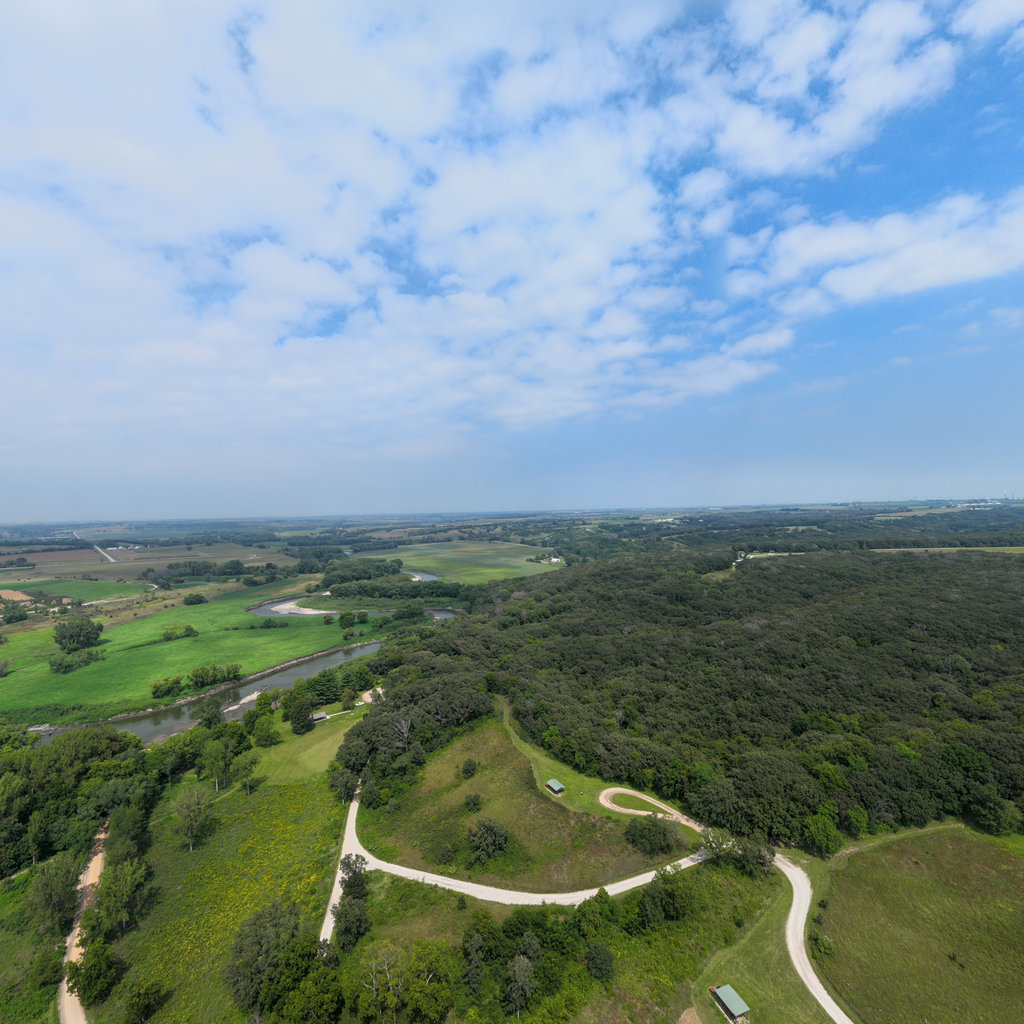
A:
[[812, 827, 1024, 1024], [363, 863, 779, 1024], [357, 716, 691, 891], [0, 582, 375, 725], [361, 540, 561, 582], [95, 708, 364, 1024], [693, 869, 833, 1024]]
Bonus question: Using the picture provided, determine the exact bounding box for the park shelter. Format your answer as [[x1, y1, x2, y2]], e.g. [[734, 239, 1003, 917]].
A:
[[545, 779, 565, 795], [711, 985, 750, 1021]]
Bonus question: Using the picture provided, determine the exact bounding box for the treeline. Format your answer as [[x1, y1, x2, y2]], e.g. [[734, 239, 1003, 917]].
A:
[[0, 726, 152, 879], [327, 650, 493, 808], [337, 550, 1024, 851], [327, 578, 472, 602], [321, 557, 405, 589]]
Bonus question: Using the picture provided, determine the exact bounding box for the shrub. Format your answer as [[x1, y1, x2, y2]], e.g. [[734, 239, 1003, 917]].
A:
[[586, 943, 614, 981], [49, 648, 103, 674], [462, 758, 478, 779], [625, 815, 673, 855], [468, 818, 509, 865], [465, 793, 482, 813], [53, 615, 103, 652], [183, 593, 207, 605]]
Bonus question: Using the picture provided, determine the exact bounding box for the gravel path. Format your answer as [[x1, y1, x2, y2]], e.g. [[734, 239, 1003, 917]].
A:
[[318, 793, 706, 940], [775, 855, 856, 1024], [320, 785, 856, 1024]]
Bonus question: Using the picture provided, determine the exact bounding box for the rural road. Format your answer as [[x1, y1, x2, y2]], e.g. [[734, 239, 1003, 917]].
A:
[[59, 827, 107, 1024], [322, 787, 856, 1024]]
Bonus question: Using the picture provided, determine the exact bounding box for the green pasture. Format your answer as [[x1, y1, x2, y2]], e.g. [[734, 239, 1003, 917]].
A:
[[96, 709, 361, 1024], [3, 578, 153, 602], [360, 540, 560, 582], [0, 586, 375, 725], [357, 717, 691, 892], [693, 868, 832, 1024], [812, 827, 1024, 1024]]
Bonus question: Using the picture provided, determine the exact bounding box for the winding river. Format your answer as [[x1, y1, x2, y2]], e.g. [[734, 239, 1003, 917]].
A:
[[35, 570, 450, 746]]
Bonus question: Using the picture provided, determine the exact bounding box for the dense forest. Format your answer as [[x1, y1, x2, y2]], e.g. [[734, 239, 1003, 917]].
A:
[[336, 549, 1024, 849]]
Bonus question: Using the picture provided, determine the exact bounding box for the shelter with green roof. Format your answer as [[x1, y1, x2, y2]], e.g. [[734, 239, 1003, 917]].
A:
[[545, 779, 565, 795], [710, 984, 750, 1021]]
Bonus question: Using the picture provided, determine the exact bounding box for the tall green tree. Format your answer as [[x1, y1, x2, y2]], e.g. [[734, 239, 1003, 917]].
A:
[[172, 786, 210, 853], [53, 615, 103, 653]]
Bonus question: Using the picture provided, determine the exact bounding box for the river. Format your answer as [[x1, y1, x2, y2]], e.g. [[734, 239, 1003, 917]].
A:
[[34, 570, 450, 747]]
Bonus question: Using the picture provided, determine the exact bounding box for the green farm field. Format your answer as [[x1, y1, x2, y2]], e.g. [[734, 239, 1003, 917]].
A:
[[362, 540, 560, 582], [357, 716, 691, 891], [0, 584, 375, 725], [814, 827, 1024, 1024], [95, 709, 362, 1024]]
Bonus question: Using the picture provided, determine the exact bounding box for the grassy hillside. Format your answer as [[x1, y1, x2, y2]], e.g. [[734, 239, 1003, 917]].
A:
[[95, 709, 365, 1024], [816, 827, 1024, 1024], [357, 717, 691, 891]]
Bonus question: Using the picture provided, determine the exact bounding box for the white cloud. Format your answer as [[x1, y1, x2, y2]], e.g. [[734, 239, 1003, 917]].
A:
[[953, 0, 1024, 38]]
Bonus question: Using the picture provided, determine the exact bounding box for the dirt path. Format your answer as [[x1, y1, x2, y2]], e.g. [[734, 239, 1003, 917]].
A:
[[597, 787, 704, 832], [59, 826, 108, 1024]]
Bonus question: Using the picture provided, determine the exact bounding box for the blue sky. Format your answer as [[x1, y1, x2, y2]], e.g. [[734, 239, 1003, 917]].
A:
[[2, 0, 1023, 520]]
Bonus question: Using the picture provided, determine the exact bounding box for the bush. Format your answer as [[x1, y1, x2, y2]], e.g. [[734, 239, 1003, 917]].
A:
[[183, 593, 207, 605], [49, 648, 103, 674], [625, 815, 673, 855], [586, 943, 614, 981], [468, 818, 509, 865], [462, 758, 478, 779], [465, 793, 482, 813]]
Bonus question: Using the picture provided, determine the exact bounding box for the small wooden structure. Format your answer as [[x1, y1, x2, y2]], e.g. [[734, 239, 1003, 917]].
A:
[[710, 985, 750, 1022], [311, 711, 329, 723], [545, 779, 566, 796]]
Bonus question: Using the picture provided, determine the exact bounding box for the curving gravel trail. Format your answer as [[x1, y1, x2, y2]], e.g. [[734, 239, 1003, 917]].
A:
[[319, 793, 706, 940], [774, 854, 856, 1024], [319, 786, 854, 1024]]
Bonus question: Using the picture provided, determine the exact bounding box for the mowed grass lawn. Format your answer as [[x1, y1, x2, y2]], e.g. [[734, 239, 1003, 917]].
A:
[[0, 584, 371, 725], [99, 710, 360, 1024], [363, 540, 561, 582], [357, 717, 691, 892], [816, 827, 1024, 1024]]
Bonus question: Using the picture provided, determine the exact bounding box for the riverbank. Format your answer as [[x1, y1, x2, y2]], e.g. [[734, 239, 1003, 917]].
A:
[[26, 640, 380, 745]]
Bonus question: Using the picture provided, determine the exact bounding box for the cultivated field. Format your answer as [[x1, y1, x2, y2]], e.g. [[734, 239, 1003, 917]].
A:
[[2, 578, 154, 602]]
